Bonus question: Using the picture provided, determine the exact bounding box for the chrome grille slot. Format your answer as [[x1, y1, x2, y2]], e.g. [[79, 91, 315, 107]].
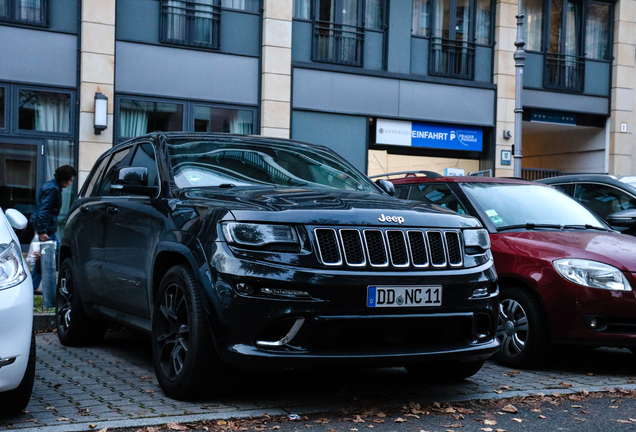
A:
[[445, 231, 463, 266], [386, 230, 409, 267], [340, 229, 366, 266], [313, 227, 466, 270], [314, 228, 342, 265], [363, 229, 389, 267], [427, 231, 446, 267], [407, 230, 428, 267]]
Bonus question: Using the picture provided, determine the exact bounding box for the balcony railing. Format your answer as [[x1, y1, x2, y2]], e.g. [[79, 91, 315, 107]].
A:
[[161, 0, 221, 49], [312, 20, 364, 67], [543, 52, 585, 92], [429, 37, 475, 80]]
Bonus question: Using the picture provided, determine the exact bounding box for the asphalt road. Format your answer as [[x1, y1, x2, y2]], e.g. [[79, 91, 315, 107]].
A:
[[3, 329, 636, 431]]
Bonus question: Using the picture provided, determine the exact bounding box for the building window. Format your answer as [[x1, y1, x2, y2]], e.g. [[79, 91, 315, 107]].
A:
[[412, 0, 430, 36], [194, 106, 253, 134], [0, 0, 46, 26], [18, 89, 71, 133], [523, 0, 543, 51], [544, 0, 585, 91], [160, 0, 221, 49], [294, 0, 311, 19], [0, 87, 5, 129], [221, 0, 259, 11], [586, 2, 611, 60], [117, 97, 256, 141], [310, 0, 385, 66], [119, 99, 184, 139], [427, 0, 483, 80]]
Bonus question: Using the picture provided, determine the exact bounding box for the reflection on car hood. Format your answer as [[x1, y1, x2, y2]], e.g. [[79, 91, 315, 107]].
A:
[[179, 187, 482, 228], [499, 231, 636, 271]]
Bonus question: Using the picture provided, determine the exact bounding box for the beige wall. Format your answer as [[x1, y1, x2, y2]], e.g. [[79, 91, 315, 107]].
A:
[[368, 150, 480, 177], [609, 0, 636, 176], [77, 0, 116, 189]]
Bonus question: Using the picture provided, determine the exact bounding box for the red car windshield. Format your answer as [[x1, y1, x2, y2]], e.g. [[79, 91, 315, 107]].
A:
[[460, 183, 606, 230]]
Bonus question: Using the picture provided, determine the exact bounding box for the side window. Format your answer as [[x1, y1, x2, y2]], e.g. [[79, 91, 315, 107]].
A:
[[130, 143, 159, 188], [97, 147, 134, 196], [574, 183, 636, 219], [409, 183, 466, 214], [83, 156, 110, 198], [394, 185, 411, 199]]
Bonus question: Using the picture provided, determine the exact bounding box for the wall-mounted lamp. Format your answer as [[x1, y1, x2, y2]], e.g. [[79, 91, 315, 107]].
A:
[[503, 130, 512, 140], [94, 92, 108, 135]]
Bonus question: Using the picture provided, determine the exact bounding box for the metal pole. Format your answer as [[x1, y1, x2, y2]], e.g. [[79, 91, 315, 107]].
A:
[[513, 0, 526, 178]]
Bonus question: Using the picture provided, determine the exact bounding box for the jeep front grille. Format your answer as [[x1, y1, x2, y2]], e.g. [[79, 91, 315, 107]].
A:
[[313, 227, 464, 269]]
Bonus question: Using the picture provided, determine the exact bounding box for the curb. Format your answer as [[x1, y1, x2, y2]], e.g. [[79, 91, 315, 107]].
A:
[[34, 313, 55, 332]]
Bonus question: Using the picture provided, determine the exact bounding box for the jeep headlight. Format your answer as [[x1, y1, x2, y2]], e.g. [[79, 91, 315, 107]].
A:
[[553, 259, 632, 291], [463, 229, 490, 254], [222, 222, 299, 250], [0, 241, 27, 290]]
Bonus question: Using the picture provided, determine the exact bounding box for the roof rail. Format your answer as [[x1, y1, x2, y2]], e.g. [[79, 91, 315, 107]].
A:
[[368, 170, 442, 179]]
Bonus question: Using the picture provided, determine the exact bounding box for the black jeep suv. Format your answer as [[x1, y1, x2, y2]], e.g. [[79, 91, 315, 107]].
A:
[[57, 133, 498, 399]]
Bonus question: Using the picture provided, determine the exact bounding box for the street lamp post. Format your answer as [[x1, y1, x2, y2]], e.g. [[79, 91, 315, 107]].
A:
[[513, 0, 526, 178]]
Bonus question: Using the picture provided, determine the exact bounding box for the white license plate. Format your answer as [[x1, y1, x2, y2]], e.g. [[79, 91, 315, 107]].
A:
[[367, 286, 442, 308]]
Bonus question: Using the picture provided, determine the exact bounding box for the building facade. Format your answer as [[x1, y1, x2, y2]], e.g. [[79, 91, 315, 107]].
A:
[[0, 0, 633, 241]]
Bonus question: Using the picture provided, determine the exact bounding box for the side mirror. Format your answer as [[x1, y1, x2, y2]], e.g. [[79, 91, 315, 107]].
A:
[[5, 209, 28, 231], [375, 179, 395, 197], [605, 209, 636, 228], [110, 167, 158, 197]]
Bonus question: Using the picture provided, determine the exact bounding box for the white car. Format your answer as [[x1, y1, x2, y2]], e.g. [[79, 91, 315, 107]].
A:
[[0, 208, 34, 415]]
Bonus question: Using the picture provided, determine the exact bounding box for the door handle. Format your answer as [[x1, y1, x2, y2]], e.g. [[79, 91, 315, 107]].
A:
[[80, 207, 90, 213], [106, 207, 119, 214]]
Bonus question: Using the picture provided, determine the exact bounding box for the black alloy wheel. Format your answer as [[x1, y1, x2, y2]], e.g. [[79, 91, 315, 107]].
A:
[[495, 287, 549, 367], [56, 258, 106, 346], [151, 265, 220, 400]]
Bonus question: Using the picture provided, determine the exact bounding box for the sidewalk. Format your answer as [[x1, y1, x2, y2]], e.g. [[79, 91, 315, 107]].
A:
[[2, 330, 636, 432]]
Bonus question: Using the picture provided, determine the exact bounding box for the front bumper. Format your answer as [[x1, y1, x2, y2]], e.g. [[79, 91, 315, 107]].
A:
[[203, 252, 499, 369], [0, 276, 33, 392], [540, 277, 636, 347]]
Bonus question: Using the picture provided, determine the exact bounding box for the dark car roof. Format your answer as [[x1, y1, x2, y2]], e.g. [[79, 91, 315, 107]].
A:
[[537, 174, 636, 195], [386, 175, 542, 187]]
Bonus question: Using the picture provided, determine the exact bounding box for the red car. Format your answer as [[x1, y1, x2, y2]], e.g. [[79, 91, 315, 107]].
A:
[[382, 173, 636, 367]]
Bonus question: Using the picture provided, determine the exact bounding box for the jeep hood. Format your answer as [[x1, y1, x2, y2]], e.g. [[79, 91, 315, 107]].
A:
[[179, 187, 482, 228]]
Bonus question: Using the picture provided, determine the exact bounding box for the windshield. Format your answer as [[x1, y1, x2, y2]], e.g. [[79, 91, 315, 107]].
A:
[[460, 183, 606, 230], [166, 138, 377, 192]]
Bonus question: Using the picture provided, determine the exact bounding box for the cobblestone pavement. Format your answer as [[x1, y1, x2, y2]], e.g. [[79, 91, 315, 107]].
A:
[[3, 330, 636, 431]]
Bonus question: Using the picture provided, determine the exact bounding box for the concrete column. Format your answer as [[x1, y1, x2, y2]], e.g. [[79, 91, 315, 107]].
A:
[[260, 0, 293, 138], [493, 0, 517, 177], [78, 0, 116, 188], [608, 0, 636, 176]]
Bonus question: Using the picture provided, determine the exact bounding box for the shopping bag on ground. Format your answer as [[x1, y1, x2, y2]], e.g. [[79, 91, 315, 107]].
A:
[[26, 235, 40, 266]]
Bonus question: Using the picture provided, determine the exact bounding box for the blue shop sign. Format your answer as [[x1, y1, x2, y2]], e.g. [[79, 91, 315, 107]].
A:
[[411, 122, 483, 151]]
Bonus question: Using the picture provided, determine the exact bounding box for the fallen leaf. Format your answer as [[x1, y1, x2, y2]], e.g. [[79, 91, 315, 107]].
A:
[[217, 420, 227, 425], [617, 420, 631, 424], [481, 429, 493, 432], [394, 418, 407, 423], [167, 423, 188, 431], [350, 429, 358, 432], [494, 390, 503, 394], [314, 419, 331, 424], [145, 390, 155, 393], [445, 408, 456, 414], [532, 409, 541, 413], [610, 406, 619, 409], [46, 406, 55, 410], [141, 376, 152, 379], [582, 389, 589, 395], [433, 402, 441, 408], [86, 361, 95, 364], [353, 415, 365, 423], [484, 420, 497, 425], [372, 420, 384, 424], [405, 414, 420, 419], [26, 419, 38, 423], [581, 411, 590, 415], [539, 415, 546, 419], [571, 405, 582, 408], [98, 429, 107, 432], [502, 405, 517, 414], [365, 426, 373, 428], [55, 417, 69, 421], [572, 417, 586, 421], [630, 418, 636, 422], [453, 414, 464, 420], [376, 412, 387, 418], [495, 430, 507, 432], [272, 427, 280, 430], [88, 425, 97, 429], [444, 424, 463, 428], [457, 408, 474, 414], [513, 418, 523, 423], [552, 393, 561, 397]]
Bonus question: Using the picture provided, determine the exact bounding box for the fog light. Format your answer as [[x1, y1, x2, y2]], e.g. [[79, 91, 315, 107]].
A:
[[472, 287, 489, 298], [583, 315, 608, 332], [235, 283, 255, 295], [589, 318, 598, 329], [260, 288, 310, 297]]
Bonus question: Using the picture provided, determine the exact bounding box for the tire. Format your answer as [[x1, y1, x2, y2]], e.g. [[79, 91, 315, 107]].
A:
[[495, 287, 549, 368], [405, 359, 485, 381], [56, 258, 106, 346], [0, 331, 36, 415], [151, 264, 222, 400]]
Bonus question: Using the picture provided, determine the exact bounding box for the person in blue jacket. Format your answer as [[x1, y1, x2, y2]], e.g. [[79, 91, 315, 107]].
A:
[[30, 165, 76, 293]]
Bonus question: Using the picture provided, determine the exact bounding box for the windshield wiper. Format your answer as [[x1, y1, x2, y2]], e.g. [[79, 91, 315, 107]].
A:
[[561, 224, 612, 232], [496, 223, 562, 232]]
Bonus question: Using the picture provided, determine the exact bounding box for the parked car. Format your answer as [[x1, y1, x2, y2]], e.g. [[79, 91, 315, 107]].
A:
[[0, 208, 35, 415], [57, 133, 499, 399], [382, 172, 636, 367], [537, 174, 636, 235]]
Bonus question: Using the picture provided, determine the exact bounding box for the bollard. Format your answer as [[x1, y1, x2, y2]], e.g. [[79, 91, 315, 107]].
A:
[[40, 241, 57, 309]]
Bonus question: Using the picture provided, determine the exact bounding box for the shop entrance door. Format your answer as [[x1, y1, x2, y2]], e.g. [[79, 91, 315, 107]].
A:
[[0, 139, 46, 245]]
